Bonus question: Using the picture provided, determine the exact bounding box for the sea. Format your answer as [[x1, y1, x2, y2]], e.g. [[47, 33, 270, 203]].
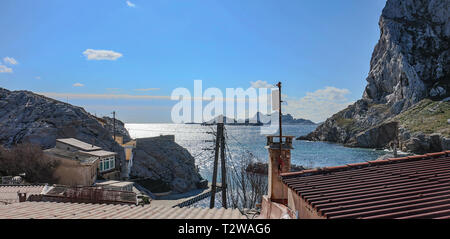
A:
[[125, 123, 391, 208], [125, 123, 390, 181]]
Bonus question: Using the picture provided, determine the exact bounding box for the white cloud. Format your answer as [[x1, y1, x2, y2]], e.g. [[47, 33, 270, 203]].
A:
[[134, 88, 160, 91], [284, 86, 354, 123], [35, 76, 41, 80], [73, 83, 85, 87], [126, 1, 136, 8], [0, 65, 13, 73], [250, 80, 274, 88], [3, 57, 18, 65], [39, 92, 172, 100], [82, 49, 123, 61]]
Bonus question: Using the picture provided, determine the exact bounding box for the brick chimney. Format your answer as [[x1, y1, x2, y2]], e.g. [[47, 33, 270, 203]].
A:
[[266, 135, 294, 202]]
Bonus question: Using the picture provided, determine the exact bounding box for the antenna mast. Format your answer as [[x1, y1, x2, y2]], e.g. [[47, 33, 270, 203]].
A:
[[277, 82, 283, 171]]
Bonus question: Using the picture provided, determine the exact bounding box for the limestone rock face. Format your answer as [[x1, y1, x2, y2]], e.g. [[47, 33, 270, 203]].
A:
[[364, 0, 449, 107], [130, 136, 202, 193], [347, 122, 399, 149], [299, 0, 450, 153], [0, 88, 127, 172]]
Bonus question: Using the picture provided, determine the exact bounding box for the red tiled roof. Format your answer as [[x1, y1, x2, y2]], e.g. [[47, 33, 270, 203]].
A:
[[0, 201, 247, 219], [281, 151, 450, 219]]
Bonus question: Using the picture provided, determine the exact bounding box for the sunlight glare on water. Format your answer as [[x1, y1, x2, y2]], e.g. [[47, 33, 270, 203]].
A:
[[125, 123, 389, 181]]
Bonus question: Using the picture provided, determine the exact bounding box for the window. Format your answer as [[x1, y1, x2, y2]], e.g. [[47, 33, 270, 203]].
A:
[[98, 157, 115, 172]]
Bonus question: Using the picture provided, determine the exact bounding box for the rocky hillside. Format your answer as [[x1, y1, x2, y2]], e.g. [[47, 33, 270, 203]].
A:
[[0, 87, 203, 192], [0, 87, 127, 172], [102, 116, 132, 143], [299, 0, 449, 153], [130, 136, 203, 193]]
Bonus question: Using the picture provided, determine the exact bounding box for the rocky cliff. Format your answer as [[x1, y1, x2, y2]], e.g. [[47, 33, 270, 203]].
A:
[[0, 88, 127, 173], [299, 0, 450, 153], [130, 136, 202, 193]]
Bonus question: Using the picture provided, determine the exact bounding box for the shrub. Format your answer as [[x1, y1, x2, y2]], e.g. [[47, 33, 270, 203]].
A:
[[0, 143, 60, 184]]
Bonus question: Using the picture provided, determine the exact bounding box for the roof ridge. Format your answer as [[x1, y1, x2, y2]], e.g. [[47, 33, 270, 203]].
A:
[[0, 183, 48, 187], [280, 151, 450, 178]]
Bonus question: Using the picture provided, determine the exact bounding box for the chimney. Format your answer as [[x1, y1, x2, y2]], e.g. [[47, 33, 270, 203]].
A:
[[266, 135, 294, 202], [17, 192, 27, 202]]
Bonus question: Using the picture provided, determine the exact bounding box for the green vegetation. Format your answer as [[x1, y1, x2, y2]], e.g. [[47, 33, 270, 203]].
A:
[[336, 118, 356, 129], [335, 117, 365, 133], [369, 103, 389, 113], [394, 99, 450, 137]]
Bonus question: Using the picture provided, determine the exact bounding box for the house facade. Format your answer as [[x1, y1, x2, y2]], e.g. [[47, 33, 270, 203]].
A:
[[44, 138, 118, 186], [113, 136, 136, 179]]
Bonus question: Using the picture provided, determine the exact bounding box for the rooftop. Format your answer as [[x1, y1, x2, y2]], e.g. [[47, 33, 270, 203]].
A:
[[57, 138, 102, 151], [79, 150, 117, 157], [44, 148, 98, 165], [35, 185, 137, 205], [281, 151, 450, 219], [0, 201, 247, 219], [0, 184, 48, 204]]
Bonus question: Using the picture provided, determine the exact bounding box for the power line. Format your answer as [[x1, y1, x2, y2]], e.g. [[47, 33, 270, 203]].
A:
[[223, 127, 263, 162]]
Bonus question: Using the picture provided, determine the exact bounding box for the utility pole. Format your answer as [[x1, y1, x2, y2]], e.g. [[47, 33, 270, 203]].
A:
[[210, 122, 227, 209], [112, 111, 116, 141], [277, 82, 283, 171], [220, 124, 227, 208], [210, 123, 222, 208]]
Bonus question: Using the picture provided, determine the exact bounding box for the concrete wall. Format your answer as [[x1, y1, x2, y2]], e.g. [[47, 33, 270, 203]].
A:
[[51, 156, 98, 186], [287, 187, 325, 219], [259, 195, 295, 219]]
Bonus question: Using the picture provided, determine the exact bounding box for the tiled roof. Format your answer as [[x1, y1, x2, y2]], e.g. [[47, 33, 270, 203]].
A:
[[0, 201, 247, 219], [0, 185, 47, 204], [281, 151, 450, 219]]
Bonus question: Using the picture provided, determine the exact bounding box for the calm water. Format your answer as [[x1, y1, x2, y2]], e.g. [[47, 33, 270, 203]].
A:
[[125, 123, 389, 181]]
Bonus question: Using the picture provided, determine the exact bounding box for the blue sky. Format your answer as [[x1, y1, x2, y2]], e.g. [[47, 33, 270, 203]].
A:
[[0, 0, 387, 123]]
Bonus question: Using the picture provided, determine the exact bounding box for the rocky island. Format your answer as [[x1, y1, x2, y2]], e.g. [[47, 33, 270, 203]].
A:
[[198, 112, 316, 126], [299, 0, 450, 154]]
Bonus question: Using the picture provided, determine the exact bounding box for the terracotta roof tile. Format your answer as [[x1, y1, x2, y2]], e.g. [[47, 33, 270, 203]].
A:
[[0, 201, 247, 219], [281, 151, 450, 219]]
